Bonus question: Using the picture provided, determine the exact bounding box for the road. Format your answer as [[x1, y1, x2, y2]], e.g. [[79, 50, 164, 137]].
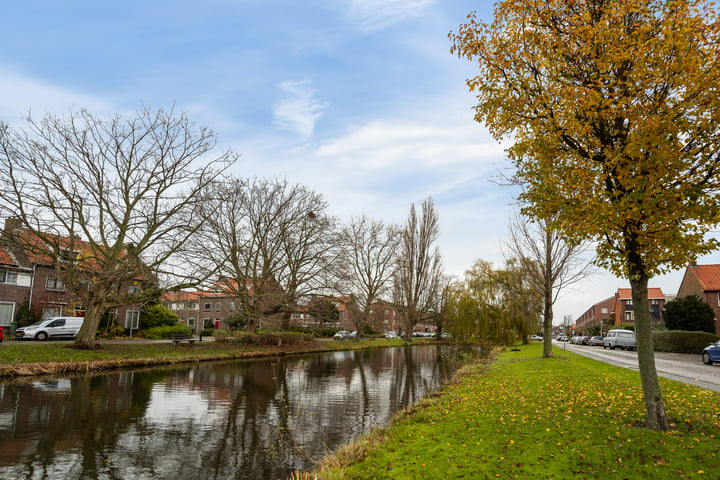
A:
[[555, 340, 720, 392]]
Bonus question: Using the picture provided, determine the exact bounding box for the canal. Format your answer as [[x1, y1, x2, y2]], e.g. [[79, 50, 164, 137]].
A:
[[0, 344, 479, 480]]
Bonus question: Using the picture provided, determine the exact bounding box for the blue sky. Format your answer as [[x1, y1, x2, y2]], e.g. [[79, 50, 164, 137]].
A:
[[2, 1, 716, 325]]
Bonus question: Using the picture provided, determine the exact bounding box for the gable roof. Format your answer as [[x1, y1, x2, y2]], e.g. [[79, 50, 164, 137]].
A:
[[0, 246, 16, 267], [688, 264, 720, 291], [616, 288, 665, 300]]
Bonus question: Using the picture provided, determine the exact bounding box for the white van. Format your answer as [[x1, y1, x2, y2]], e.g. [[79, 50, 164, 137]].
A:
[[15, 317, 85, 341], [602, 329, 636, 351]]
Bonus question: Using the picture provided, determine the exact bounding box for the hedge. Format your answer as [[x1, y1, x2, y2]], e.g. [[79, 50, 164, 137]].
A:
[[652, 330, 720, 354], [213, 331, 313, 346]]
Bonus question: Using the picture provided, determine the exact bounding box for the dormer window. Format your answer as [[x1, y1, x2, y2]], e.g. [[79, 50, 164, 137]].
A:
[[58, 248, 80, 264]]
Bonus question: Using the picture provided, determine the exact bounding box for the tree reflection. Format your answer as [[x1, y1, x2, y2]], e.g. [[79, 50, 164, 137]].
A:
[[0, 346, 479, 480]]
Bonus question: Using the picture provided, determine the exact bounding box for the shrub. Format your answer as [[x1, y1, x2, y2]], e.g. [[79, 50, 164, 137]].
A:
[[138, 324, 192, 340], [663, 295, 716, 333], [653, 330, 720, 354], [14, 302, 38, 327], [141, 304, 180, 329]]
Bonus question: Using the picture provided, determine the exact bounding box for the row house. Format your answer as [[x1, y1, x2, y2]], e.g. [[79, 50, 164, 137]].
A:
[[676, 264, 720, 334], [162, 279, 288, 333], [163, 289, 256, 333], [575, 295, 615, 335], [575, 287, 665, 335], [0, 219, 141, 333]]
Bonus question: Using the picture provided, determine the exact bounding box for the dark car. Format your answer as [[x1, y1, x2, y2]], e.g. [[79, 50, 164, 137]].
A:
[[702, 340, 720, 365], [580, 336, 591, 345]]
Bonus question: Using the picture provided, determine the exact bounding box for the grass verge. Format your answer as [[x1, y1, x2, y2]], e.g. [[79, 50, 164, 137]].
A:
[[303, 343, 719, 480], [0, 338, 413, 377]]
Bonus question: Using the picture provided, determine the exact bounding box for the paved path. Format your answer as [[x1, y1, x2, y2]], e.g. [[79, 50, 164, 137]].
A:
[[556, 341, 720, 392]]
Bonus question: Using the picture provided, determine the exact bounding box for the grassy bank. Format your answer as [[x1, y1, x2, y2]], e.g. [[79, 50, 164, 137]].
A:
[[0, 338, 410, 377], [306, 344, 719, 480]]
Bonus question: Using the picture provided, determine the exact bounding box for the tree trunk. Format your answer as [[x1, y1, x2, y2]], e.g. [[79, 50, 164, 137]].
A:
[[74, 301, 104, 348], [543, 295, 553, 358], [543, 235, 554, 358], [630, 276, 669, 431]]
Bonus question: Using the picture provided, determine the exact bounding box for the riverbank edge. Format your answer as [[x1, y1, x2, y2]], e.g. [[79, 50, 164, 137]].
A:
[[0, 338, 432, 378], [293, 347, 499, 480]]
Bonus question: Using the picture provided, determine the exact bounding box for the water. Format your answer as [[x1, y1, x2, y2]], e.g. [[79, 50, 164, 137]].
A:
[[0, 345, 479, 480]]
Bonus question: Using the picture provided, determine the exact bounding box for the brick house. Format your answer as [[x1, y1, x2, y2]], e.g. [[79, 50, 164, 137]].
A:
[[676, 264, 720, 335], [0, 220, 143, 333], [575, 287, 665, 335], [613, 287, 665, 327], [162, 279, 290, 333], [0, 245, 33, 332], [575, 295, 615, 335]]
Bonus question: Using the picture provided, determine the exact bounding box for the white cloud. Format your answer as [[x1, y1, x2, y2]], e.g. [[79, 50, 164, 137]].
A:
[[0, 67, 113, 125], [344, 0, 437, 33], [315, 119, 504, 172], [272, 80, 329, 139]]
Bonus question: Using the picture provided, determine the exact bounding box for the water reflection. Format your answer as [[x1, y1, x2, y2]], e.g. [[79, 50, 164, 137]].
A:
[[0, 345, 479, 480]]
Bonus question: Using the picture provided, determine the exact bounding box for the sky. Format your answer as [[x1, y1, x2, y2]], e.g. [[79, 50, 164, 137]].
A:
[[2, 0, 719, 325]]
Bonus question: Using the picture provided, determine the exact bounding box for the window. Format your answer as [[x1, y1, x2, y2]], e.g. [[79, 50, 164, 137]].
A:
[[58, 248, 79, 264], [229, 301, 235, 311], [0, 302, 14, 327], [601, 307, 608, 314], [125, 310, 140, 329], [189, 302, 199, 310], [215, 302, 221, 312], [204, 302, 211, 311], [0, 270, 17, 284], [128, 285, 141, 295], [46, 276, 65, 291]]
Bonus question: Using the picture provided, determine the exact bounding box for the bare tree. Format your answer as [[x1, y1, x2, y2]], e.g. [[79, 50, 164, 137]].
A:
[[194, 176, 337, 330], [393, 197, 443, 339], [0, 107, 237, 347], [336, 215, 400, 337], [503, 212, 592, 357]]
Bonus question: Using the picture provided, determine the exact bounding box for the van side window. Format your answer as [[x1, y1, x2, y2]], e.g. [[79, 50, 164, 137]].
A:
[[50, 320, 65, 327]]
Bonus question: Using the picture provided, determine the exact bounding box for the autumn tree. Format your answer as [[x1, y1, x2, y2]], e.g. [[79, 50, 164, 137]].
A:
[[451, 0, 720, 429], [446, 259, 540, 346], [393, 197, 443, 339], [504, 213, 591, 357], [194, 177, 337, 330], [336, 215, 400, 338], [497, 258, 544, 345], [0, 107, 236, 347]]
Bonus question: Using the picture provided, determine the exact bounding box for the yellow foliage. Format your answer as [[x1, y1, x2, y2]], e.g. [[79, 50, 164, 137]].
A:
[[451, 0, 720, 279]]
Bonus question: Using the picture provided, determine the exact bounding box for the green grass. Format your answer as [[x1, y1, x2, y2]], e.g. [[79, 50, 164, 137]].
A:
[[0, 338, 414, 376], [310, 344, 719, 480]]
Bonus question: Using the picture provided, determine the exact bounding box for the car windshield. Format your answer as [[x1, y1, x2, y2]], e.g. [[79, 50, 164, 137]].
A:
[[28, 320, 49, 327]]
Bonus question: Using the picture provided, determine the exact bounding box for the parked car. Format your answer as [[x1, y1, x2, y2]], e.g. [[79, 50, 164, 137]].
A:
[[589, 336, 604, 346], [0, 325, 3, 343], [385, 331, 398, 339], [603, 329, 636, 350], [15, 317, 85, 341], [702, 340, 720, 365], [580, 336, 591, 345], [333, 330, 353, 340], [557, 335, 568, 342], [530, 334, 543, 341]]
